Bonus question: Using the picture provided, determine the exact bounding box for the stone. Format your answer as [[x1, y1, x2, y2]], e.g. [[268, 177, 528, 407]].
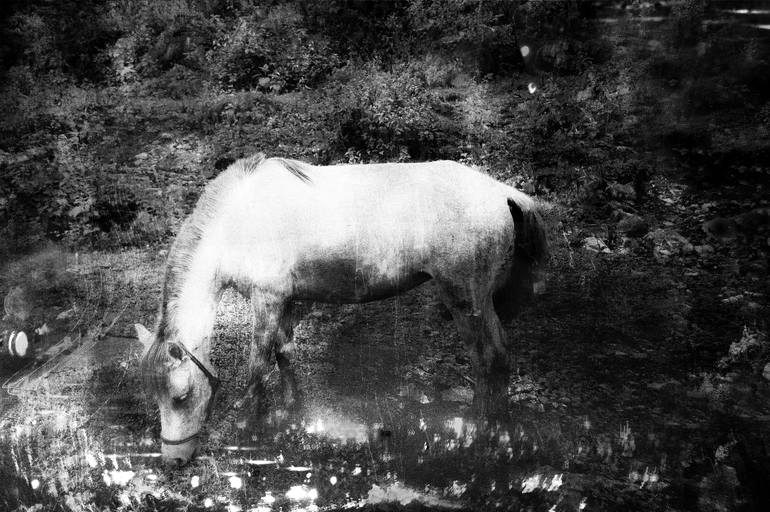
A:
[[702, 217, 737, 243], [606, 182, 636, 200], [617, 214, 648, 237], [584, 236, 611, 254], [645, 228, 692, 262]]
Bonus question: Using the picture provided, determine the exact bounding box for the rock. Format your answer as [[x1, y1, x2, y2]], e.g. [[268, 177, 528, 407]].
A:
[[694, 244, 715, 256], [702, 217, 737, 243], [645, 228, 692, 262], [606, 182, 636, 201], [617, 236, 641, 255], [579, 179, 607, 207], [583, 236, 611, 254], [617, 214, 648, 237], [763, 363, 770, 381], [56, 307, 77, 320], [134, 152, 149, 161], [159, 132, 173, 141], [576, 86, 593, 102]]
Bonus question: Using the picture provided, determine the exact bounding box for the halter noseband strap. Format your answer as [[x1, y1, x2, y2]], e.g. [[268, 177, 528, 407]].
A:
[[161, 431, 201, 446], [160, 342, 221, 446]]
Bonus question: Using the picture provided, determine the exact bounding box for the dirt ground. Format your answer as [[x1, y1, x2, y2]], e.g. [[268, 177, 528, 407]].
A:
[[1, 167, 768, 512]]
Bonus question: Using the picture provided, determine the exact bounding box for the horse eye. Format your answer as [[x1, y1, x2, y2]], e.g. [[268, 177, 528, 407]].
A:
[[173, 392, 189, 404]]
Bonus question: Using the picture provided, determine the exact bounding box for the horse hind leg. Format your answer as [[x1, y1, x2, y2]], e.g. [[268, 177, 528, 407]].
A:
[[434, 279, 511, 415]]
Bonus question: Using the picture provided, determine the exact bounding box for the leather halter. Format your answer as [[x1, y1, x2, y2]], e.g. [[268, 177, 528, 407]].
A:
[[160, 342, 220, 446]]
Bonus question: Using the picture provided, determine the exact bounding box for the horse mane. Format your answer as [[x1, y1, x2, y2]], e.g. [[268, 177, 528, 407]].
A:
[[236, 153, 312, 183], [140, 152, 311, 396], [140, 330, 168, 398]]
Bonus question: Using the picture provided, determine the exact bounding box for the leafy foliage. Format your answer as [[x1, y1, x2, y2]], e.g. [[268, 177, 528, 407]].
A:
[[208, 9, 340, 92], [0, 0, 767, 255], [331, 62, 457, 161]]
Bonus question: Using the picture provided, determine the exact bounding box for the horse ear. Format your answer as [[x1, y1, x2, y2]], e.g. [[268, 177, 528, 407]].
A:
[[134, 323, 154, 355]]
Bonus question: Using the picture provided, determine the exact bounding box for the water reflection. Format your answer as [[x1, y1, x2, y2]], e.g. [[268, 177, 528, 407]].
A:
[[0, 402, 604, 511], [1, 370, 617, 511], [302, 408, 368, 443], [725, 9, 770, 14]]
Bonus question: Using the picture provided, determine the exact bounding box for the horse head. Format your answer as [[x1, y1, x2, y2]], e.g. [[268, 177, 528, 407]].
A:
[[136, 323, 219, 466]]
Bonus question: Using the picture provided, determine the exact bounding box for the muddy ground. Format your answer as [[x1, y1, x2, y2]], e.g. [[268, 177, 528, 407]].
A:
[[1, 168, 768, 512]]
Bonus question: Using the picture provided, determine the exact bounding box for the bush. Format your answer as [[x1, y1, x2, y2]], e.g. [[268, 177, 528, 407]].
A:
[[208, 9, 339, 92], [301, 0, 412, 61], [331, 62, 456, 161], [1, 2, 121, 82], [407, 0, 521, 75]]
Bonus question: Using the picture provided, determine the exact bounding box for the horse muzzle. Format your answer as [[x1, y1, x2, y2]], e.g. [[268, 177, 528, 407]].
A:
[[161, 436, 198, 466]]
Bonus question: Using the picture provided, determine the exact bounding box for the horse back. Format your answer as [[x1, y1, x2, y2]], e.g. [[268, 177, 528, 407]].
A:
[[187, 159, 524, 300]]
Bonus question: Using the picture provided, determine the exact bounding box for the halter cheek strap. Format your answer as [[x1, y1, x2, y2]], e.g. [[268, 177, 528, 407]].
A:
[[160, 342, 221, 446]]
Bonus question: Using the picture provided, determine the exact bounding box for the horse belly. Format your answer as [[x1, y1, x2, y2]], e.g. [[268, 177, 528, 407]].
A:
[[290, 257, 431, 303]]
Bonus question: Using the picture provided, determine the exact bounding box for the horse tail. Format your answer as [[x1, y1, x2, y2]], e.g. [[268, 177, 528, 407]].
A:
[[493, 194, 548, 323]]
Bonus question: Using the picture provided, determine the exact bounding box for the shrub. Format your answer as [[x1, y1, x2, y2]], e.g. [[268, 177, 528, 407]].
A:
[[331, 62, 456, 161], [2, 3, 121, 82], [301, 0, 412, 61], [2, 12, 62, 74], [208, 10, 339, 92], [407, 0, 522, 75]]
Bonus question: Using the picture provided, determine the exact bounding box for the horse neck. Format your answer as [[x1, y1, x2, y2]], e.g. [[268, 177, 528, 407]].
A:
[[161, 250, 221, 357]]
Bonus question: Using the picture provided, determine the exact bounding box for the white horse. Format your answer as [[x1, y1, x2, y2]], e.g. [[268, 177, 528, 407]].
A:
[[136, 153, 547, 465]]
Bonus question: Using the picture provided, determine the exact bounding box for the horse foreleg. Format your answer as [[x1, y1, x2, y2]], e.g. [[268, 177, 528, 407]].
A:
[[274, 303, 302, 411], [435, 281, 511, 415], [247, 291, 289, 414]]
